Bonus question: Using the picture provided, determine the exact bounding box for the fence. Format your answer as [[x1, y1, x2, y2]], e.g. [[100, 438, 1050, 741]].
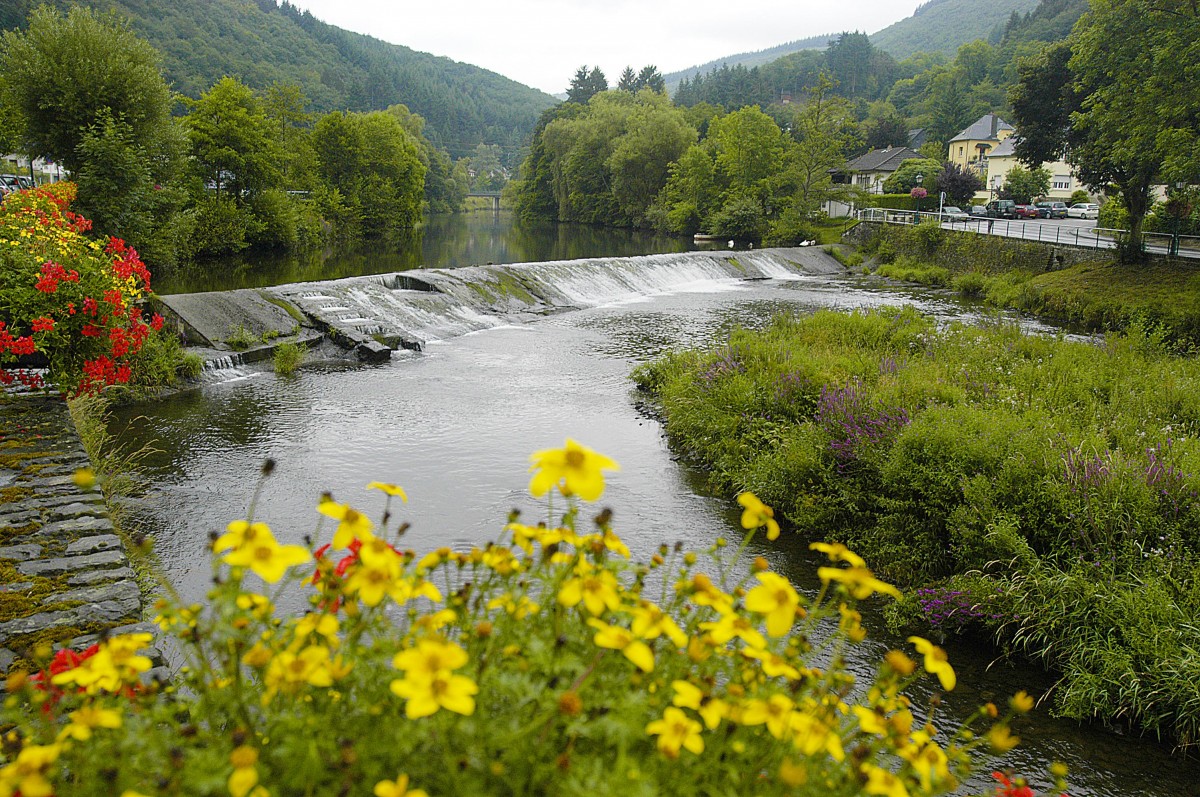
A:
[[854, 208, 1199, 260]]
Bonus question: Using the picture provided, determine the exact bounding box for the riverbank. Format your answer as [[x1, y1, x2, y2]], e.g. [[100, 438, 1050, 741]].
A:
[[634, 306, 1200, 747], [847, 220, 1200, 345], [0, 392, 159, 675]]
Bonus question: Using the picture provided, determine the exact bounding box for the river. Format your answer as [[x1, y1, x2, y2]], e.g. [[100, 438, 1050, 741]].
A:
[[113, 213, 1199, 795]]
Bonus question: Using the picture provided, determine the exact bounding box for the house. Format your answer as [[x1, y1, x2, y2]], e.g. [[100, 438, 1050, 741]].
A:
[[983, 137, 1079, 201], [838, 146, 924, 195], [947, 113, 1014, 178]]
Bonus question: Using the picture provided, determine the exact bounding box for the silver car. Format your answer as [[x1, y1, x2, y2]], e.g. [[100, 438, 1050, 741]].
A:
[[1067, 202, 1100, 219]]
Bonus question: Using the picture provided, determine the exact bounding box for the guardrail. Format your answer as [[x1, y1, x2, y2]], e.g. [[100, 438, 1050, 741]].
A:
[[855, 208, 1198, 259]]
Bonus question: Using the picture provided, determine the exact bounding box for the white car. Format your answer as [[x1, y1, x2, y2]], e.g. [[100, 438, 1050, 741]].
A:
[[940, 206, 970, 221], [1067, 202, 1100, 219]]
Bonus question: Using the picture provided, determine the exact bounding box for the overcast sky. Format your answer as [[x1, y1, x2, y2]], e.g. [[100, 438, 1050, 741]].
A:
[[283, 1, 917, 95]]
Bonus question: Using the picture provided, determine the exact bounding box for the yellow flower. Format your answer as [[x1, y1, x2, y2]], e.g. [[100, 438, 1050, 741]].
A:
[[818, 566, 902, 600], [58, 704, 122, 741], [744, 572, 801, 637], [587, 618, 655, 672], [367, 481, 409, 501], [809, 541, 866, 568], [742, 694, 796, 739], [344, 538, 404, 607], [671, 680, 728, 729], [374, 773, 428, 797], [741, 646, 801, 680], [629, 602, 687, 648], [862, 764, 911, 797], [0, 742, 61, 797], [73, 467, 95, 491], [1010, 690, 1035, 714], [528, 438, 619, 501], [223, 525, 312, 583], [987, 724, 1020, 752], [907, 636, 956, 691], [214, 520, 271, 553], [392, 639, 469, 679], [390, 671, 479, 718], [557, 567, 622, 616], [318, 499, 375, 548], [645, 707, 704, 758], [228, 745, 259, 797], [294, 613, 340, 647], [736, 492, 780, 540], [51, 633, 153, 694], [699, 611, 767, 649], [487, 593, 539, 618], [789, 712, 845, 761]]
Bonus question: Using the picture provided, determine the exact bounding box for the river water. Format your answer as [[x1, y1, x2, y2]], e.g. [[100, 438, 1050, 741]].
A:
[[114, 215, 1199, 795]]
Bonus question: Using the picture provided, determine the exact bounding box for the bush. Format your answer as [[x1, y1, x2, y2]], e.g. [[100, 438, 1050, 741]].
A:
[[272, 341, 303, 375], [0, 441, 1053, 796], [0, 183, 172, 394], [640, 307, 1200, 743]]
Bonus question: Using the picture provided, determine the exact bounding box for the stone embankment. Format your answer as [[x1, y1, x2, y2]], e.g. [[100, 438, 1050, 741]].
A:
[[0, 393, 157, 674]]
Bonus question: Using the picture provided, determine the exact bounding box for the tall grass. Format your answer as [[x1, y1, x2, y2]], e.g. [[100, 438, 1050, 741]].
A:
[[635, 306, 1200, 746]]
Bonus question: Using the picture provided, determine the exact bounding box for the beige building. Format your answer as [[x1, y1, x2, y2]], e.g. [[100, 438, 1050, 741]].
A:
[[983, 138, 1079, 201], [946, 113, 1014, 178]]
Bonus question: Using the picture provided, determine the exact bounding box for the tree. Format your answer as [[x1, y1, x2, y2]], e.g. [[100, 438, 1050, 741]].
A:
[[616, 67, 637, 92], [1010, 2, 1199, 260], [882, 158, 941, 194], [0, 6, 173, 178], [566, 66, 607, 104], [635, 66, 665, 94], [186, 77, 282, 200], [707, 107, 784, 194], [863, 112, 911, 150], [313, 110, 426, 237], [1000, 164, 1050, 204], [936, 161, 983, 205]]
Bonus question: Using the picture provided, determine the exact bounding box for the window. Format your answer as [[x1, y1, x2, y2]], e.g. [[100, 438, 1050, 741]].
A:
[[958, 146, 964, 157], [1053, 175, 1072, 190]]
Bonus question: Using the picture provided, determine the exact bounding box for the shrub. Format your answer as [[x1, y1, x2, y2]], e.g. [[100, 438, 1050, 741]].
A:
[[0, 183, 170, 395], [272, 341, 303, 375], [0, 442, 1054, 796]]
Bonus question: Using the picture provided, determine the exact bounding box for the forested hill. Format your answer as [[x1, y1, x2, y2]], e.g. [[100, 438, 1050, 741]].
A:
[[663, 35, 833, 95], [663, 0, 1044, 90], [870, 0, 1042, 59], [0, 0, 557, 159]]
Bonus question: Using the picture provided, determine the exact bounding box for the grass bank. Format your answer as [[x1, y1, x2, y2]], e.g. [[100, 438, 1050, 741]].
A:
[[634, 306, 1200, 746], [857, 222, 1200, 346]]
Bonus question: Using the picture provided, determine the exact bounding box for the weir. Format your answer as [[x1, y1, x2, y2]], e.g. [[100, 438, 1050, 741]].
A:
[[159, 247, 845, 365]]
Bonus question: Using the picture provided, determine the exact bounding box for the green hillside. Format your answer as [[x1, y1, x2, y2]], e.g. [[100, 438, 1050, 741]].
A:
[[0, 0, 556, 159], [870, 0, 1042, 59], [663, 34, 833, 95]]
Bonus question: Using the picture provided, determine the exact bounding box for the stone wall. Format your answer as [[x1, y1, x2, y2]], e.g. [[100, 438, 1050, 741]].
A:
[[0, 395, 157, 674]]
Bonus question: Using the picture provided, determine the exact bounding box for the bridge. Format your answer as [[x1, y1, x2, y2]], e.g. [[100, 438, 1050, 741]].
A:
[[467, 191, 502, 212]]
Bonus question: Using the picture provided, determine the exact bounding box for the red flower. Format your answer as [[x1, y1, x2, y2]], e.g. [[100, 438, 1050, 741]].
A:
[[82, 297, 99, 316], [150, 313, 164, 332], [34, 275, 58, 293], [31, 317, 55, 333], [81, 324, 101, 337]]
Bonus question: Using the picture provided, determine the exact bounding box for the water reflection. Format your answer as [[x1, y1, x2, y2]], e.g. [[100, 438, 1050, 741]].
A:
[[154, 212, 696, 295]]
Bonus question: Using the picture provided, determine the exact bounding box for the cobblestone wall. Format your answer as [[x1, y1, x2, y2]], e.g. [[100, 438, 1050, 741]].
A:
[[0, 395, 155, 673]]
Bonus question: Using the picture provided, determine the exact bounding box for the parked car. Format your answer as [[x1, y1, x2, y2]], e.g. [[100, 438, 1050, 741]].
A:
[[985, 200, 1017, 219], [1067, 202, 1100, 219], [940, 206, 970, 221], [1035, 201, 1069, 219], [1014, 204, 1041, 219], [0, 175, 22, 193], [969, 205, 987, 217]]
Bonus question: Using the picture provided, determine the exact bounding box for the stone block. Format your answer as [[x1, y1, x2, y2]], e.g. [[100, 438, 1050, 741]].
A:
[[65, 534, 122, 556], [16, 549, 127, 576], [0, 544, 42, 561]]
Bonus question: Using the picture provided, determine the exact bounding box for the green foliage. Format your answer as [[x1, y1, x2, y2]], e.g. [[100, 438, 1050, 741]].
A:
[[882, 158, 942, 195], [272, 341, 303, 375], [0, 5, 173, 177], [871, 0, 1041, 60], [640, 306, 1200, 743], [1000, 165, 1050, 204], [312, 110, 426, 237], [185, 76, 282, 200]]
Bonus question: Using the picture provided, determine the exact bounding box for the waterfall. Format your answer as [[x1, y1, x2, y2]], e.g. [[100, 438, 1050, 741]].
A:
[[267, 248, 841, 353]]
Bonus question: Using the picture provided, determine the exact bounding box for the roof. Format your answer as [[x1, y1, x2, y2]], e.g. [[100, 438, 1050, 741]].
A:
[[844, 146, 923, 173], [949, 113, 1014, 143], [988, 137, 1019, 158], [908, 128, 928, 148]]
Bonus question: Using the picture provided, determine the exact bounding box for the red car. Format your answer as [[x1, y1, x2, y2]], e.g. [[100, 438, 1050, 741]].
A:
[[1014, 204, 1041, 219]]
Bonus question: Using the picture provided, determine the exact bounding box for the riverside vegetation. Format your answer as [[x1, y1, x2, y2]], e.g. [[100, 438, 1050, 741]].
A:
[[860, 220, 1200, 347], [634, 307, 1200, 748], [0, 440, 1066, 797]]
